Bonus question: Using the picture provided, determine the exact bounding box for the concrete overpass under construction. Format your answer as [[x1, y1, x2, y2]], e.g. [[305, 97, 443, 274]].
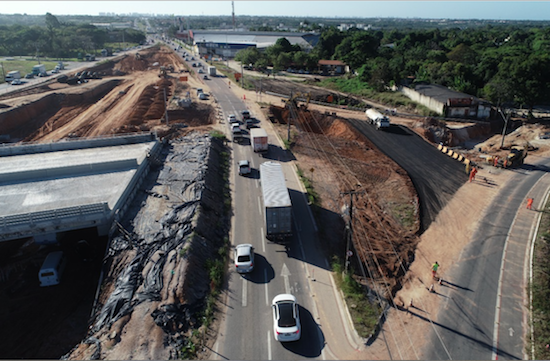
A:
[[0, 133, 161, 243]]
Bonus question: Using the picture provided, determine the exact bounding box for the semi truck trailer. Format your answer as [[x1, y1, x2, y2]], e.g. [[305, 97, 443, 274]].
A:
[[260, 161, 292, 239]]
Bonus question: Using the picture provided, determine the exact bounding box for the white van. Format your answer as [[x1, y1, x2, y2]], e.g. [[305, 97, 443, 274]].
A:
[[38, 251, 67, 287]]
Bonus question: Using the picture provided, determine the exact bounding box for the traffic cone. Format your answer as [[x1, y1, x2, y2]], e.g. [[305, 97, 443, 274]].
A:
[[409, 298, 413, 308]]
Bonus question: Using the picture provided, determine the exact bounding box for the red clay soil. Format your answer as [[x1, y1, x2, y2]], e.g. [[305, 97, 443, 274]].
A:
[[0, 44, 215, 144], [270, 104, 420, 296]]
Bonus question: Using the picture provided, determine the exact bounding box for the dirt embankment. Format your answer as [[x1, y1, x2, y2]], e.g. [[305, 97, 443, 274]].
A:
[[0, 44, 216, 144], [270, 104, 419, 296]]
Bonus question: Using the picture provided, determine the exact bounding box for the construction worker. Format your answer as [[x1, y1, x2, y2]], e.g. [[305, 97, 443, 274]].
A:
[[431, 262, 439, 279], [503, 158, 508, 168], [469, 166, 477, 183], [527, 197, 534, 210], [493, 155, 499, 167]]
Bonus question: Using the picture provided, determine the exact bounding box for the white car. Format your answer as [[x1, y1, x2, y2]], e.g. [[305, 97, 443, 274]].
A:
[[234, 244, 254, 273], [10, 79, 22, 85], [228, 114, 238, 123], [238, 160, 251, 176], [272, 294, 301, 342]]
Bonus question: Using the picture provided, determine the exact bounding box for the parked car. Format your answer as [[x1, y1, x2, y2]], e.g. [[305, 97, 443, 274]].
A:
[[192, 63, 197, 67], [238, 160, 251, 176], [234, 244, 254, 273], [272, 294, 301, 342], [51, 68, 60, 74], [199, 92, 208, 100], [196, 88, 203, 96]]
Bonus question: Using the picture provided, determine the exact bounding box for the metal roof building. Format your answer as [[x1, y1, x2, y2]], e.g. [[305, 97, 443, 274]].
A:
[[0, 133, 160, 243], [188, 30, 320, 58]]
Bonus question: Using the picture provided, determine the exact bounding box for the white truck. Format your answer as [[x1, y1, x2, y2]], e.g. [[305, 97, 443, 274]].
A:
[[365, 108, 391, 130], [208, 66, 216, 77], [5, 70, 21, 82], [250, 128, 268, 153], [32, 64, 47, 76], [260, 161, 292, 239]]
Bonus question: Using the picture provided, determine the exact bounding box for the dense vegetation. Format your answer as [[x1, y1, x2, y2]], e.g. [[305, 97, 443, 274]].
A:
[[0, 13, 146, 59], [235, 25, 550, 109]]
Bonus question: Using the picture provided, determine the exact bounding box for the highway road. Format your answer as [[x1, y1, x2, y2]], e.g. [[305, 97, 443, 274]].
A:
[[185, 55, 329, 360], [424, 161, 550, 360]]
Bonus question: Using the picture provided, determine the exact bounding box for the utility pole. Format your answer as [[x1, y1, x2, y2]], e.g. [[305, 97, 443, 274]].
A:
[[287, 92, 293, 143], [341, 190, 365, 273], [163, 87, 169, 125], [240, 62, 244, 88], [499, 108, 510, 149]]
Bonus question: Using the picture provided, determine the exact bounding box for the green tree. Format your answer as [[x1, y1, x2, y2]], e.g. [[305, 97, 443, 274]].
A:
[[45, 13, 60, 53], [234, 47, 262, 66], [447, 43, 477, 65]]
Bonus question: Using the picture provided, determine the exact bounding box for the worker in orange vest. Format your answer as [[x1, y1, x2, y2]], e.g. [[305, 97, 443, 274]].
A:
[[527, 198, 534, 210], [469, 166, 478, 183]]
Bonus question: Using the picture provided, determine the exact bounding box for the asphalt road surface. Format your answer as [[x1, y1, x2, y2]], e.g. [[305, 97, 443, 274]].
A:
[[424, 161, 550, 360], [197, 59, 328, 359], [347, 120, 469, 231]]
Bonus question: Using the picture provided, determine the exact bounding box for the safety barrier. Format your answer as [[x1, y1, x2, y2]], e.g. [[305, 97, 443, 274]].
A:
[[437, 143, 471, 165]]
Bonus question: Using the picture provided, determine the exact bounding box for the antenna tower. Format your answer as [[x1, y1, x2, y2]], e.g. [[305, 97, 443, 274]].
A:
[[232, 1, 235, 30]]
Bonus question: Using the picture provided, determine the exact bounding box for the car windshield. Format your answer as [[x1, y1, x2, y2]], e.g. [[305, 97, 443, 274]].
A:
[[277, 302, 296, 327], [237, 255, 251, 262]]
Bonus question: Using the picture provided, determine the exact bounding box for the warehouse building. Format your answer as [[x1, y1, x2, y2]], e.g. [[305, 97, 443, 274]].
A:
[[401, 83, 492, 119], [178, 30, 320, 59]]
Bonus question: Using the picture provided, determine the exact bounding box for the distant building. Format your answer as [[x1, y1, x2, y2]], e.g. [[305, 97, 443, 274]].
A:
[[180, 30, 320, 59], [318, 60, 349, 75], [401, 83, 492, 119]]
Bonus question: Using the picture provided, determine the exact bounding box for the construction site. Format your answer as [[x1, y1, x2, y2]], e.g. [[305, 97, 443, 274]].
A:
[[1, 43, 550, 359]]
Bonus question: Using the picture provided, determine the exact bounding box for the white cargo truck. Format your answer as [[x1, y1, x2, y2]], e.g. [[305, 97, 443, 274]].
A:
[[208, 66, 216, 77], [260, 162, 292, 239], [5, 70, 21, 82], [365, 108, 391, 130], [32, 64, 47, 76], [250, 128, 268, 153]]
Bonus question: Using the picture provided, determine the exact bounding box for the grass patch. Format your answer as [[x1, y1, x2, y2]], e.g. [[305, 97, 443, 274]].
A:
[[331, 256, 381, 338], [209, 130, 227, 140], [296, 165, 320, 206], [388, 201, 417, 230], [529, 201, 550, 360]]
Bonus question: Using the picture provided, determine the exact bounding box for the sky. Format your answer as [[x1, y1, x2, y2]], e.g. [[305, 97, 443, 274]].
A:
[[2, 1, 550, 21]]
